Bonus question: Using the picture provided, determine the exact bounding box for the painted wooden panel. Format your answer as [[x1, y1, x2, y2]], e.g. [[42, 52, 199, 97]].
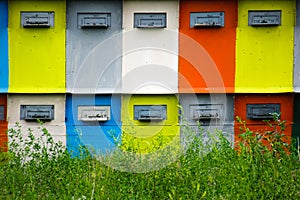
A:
[[179, 0, 237, 93], [66, 94, 121, 156], [8, 0, 66, 93], [234, 94, 294, 145], [67, 125, 121, 157], [294, 0, 300, 92], [122, 125, 180, 153], [122, 94, 179, 153], [0, 94, 7, 151], [235, 0, 295, 93], [122, 0, 178, 94], [179, 94, 234, 144], [7, 94, 66, 146], [66, 0, 122, 93], [0, 0, 8, 92]]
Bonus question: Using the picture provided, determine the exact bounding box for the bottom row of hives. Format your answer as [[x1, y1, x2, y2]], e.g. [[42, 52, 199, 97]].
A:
[[0, 93, 298, 155]]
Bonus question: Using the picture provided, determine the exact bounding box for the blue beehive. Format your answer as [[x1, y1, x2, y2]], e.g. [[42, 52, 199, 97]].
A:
[[0, 0, 8, 92], [66, 94, 122, 156]]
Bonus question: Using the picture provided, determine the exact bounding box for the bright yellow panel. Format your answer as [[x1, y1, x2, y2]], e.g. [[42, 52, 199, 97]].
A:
[[8, 0, 66, 93], [235, 0, 295, 93], [121, 94, 179, 153], [122, 126, 180, 153]]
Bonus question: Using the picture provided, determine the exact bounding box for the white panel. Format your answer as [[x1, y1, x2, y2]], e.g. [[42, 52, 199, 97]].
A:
[[7, 94, 66, 146], [122, 0, 179, 94]]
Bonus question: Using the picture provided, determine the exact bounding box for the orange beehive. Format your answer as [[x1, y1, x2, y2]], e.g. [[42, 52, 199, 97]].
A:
[[179, 0, 237, 93]]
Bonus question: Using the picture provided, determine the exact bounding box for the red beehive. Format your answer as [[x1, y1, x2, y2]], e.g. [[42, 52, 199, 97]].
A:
[[234, 94, 294, 147], [0, 94, 7, 152]]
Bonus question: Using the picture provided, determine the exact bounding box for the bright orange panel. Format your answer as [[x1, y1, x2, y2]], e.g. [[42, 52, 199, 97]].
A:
[[179, 0, 237, 93], [0, 94, 7, 151]]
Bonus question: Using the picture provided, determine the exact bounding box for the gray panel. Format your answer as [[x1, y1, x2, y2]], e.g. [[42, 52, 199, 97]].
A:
[[134, 105, 167, 121], [190, 12, 224, 28], [0, 105, 4, 120], [20, 105, 54, 121], [181, 125, 234, 148], [248, 10, 281, 26], [246, 104, 280, 119], [21, 11, 54, 28], [134, 13, 166, 28], [66, 0, 122, 93], [179, 94, 234, 126], [295, 0, 300, 92]]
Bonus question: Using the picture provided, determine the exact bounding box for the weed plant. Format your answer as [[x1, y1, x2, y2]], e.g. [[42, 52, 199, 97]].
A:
[[0, 117, 300, 199]]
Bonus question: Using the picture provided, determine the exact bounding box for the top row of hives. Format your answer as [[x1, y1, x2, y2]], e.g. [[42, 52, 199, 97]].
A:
[[0, 0, 299, 94]]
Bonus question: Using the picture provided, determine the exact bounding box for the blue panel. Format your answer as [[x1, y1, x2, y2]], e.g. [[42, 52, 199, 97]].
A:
[[66, 125, 121, 157], [66, 94, 122, 157], [0, 0, 7, 28], [66, 94, 121, 126], [0, 0, 8, 92]]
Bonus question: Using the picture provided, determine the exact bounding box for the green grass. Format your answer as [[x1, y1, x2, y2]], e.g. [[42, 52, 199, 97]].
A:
[[1, 117, 300, 199]]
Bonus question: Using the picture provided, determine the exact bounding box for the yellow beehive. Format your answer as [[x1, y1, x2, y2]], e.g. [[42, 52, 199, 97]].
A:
[[122, 94, 180, 153], [8, 0, 66, 93], [235, 0, 295, 93]]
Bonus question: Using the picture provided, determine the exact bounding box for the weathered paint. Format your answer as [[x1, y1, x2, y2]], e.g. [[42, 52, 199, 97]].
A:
[[7, 94, 66, 146], [66, 0, 122, 93], [294, 0, 300, 92], [0, 94, 7, 151], [8, 0, 66, 93], [235, 0, 295, 93], [122, 0, 178, 94], [65, 94, 121, 156], [179, 94, 234, 144], [122, 94, 179, 153], [234, 94, 294, 145], [0, 0, 8, 92], [179, 0, 237, 93]]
